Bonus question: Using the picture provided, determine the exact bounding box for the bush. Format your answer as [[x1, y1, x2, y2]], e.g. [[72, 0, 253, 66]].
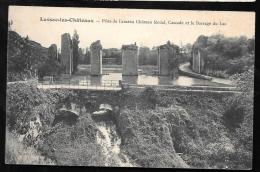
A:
[[193, 34, 255, 77], [6, 82, 74, 132], [44, 116, 105, 166]]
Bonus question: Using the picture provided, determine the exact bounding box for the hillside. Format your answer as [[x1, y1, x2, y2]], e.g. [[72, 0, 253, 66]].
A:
[[7, 31, 48, 81], [6, 77, 253, 169]]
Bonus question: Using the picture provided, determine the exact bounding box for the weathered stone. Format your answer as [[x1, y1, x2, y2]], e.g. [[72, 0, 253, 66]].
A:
[[122, 44, 138, 76], [61, 33, 73, 75], [158, 41, 177, 76], [192, 49, 205, 73], [192, 36, 207, 73], [90, 40, 102, 75]]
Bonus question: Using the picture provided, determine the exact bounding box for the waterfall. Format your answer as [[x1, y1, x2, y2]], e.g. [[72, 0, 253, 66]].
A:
[[96, 121, 135, 167]]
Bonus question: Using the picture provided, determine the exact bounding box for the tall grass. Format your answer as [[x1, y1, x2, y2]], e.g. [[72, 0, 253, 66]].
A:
[[5, 131, 55, 165]]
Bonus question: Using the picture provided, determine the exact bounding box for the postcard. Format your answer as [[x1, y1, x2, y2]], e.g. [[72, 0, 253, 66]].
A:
[[6, 6, 254, 169]]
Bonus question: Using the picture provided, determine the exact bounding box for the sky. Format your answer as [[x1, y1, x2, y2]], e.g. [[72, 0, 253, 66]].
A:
[[9, 6, 255, 49]]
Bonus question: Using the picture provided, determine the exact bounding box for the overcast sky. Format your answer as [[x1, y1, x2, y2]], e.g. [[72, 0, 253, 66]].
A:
[[9, 6, 255, 49]]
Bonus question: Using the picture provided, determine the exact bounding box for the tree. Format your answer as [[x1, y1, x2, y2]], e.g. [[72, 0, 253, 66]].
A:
[[192, 34, 255, 77], [7, 31, 47, 81], [223, 68, 254, 168], [85, 48, 91, 64], [247, 37, 255, 54], [72, 30, 80, 73]]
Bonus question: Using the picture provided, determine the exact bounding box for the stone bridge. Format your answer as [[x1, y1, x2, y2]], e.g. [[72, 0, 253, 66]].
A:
[[52, 104, 80, 126]]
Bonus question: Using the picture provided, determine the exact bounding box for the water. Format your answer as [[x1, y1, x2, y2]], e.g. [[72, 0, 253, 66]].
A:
[[71, 73, 231, 87], [96, 121, 135, 167]]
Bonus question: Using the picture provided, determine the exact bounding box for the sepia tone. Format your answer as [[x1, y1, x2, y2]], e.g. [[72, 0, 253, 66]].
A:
[[6, 6, 254, 169]]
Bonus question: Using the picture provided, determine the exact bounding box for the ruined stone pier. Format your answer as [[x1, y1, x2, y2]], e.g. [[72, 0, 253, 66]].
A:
[[61, 33, 73, 75], [122, 44, 138, 76], [158, 41, 178, 76], [90, 40, 102, 75], [192, 49, 204, 73]]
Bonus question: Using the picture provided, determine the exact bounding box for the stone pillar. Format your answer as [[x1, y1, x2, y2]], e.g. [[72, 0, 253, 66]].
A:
[[158, 41, 176, 76], [122, 44, 138, 76], [90, 40, 102, 76], [192, 49, 204, 73], [61, 33, 73, 75]]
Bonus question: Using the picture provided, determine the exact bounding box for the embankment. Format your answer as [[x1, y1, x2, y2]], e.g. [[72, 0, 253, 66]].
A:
[[6, 82, 250, 169]]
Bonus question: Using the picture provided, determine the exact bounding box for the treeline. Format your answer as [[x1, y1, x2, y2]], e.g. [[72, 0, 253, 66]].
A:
[[7, 31, 48, 81], [192, 34, 255, 78], [7, 31, 63, 81]]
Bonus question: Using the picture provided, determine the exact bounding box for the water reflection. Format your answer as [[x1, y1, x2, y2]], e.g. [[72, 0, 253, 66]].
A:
[[90, 76, 102, 86], [71, 73, 230, 87], [122, 75, 138, 85]]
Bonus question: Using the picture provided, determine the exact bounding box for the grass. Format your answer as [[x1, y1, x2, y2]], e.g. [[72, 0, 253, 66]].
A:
[[203, 68, 229, 78], [5, 131, 55, 165]]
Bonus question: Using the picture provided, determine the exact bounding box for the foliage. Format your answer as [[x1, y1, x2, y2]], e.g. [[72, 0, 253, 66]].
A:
[[140, 87, 158, 109], [222, 68, 254, 169], [115, 108, 188, 168], [6, 81, 107, 166], [179, 43, 192, 64], [114, 88, 252, 169], [44, 115, 105, 166], [84, 48, 91, 64], [103, 48, 122, 65], [192, 34, 255, 77], [72, 30, 80, 73], [5, 131, 55, 165], [7, 31, 48, 81], [6, 81, 74, 132]]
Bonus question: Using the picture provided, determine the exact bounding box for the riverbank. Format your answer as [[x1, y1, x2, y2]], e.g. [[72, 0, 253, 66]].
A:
[[179, 63, 233, 86]]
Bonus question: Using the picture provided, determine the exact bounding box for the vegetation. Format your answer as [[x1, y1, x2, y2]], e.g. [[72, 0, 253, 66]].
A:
[[103, 48, 122, 65], [6, 78, 253, 168], [6, 81, 75, 132], [179, 43, 192, 64], [112, 84, 253, 169], [6, 29, 253, 168], [72, 30, 80, 73], [7, 30, 63, 82], [222, 68, 254, 169], [6, 81, 104, 165], [43, 116, 105, 166], [191, 34, 255, 78], [7, 31, 48, 81], [6, 131, 55, 165]]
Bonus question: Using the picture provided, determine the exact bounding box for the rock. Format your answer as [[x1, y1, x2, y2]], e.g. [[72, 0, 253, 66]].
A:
[[99, 104, 113, 111]]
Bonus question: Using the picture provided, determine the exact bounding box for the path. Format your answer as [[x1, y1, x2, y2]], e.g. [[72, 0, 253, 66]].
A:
[[179, 63, 233, 85]]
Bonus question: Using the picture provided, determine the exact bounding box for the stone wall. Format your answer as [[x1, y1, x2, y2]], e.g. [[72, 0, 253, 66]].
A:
[[90, 40, 102, 75], [61, 33, 73, 75], [122, 44, 138, 76]]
